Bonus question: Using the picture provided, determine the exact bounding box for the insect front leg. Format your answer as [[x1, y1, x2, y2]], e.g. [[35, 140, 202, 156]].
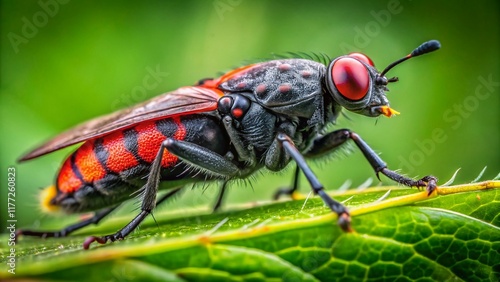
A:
[[265, 121, 296, 171], [267, 122, 307, 200], [276, 133, 352, 232], [222, 116, 256, 166], [307, 129, 438, 194], [212, 115, 259, 211]]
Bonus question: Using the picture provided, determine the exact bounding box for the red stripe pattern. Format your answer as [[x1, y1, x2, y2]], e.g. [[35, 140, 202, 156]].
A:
[[102, 131, 138, 173], [74, 140, 107, 183], [56, 117, 186, 194]]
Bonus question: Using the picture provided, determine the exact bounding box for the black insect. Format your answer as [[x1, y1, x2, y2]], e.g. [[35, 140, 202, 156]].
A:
[[17, 40, 441, 249]]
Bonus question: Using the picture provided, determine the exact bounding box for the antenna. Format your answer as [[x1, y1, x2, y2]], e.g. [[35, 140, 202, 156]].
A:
[[380, 40, 441, 78]]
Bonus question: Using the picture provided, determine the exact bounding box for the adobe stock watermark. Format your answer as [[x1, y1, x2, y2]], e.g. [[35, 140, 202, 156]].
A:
[[8, 0, 70, 54], [339, 0, 404, 53], [6, 167, 17, 275], [213, 0, 242, 21], [111, 65, 169, 111], [398, 74, 499, 174]]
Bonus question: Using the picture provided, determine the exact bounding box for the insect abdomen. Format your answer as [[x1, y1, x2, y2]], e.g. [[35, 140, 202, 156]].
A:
[[55, 115, 229, 211]]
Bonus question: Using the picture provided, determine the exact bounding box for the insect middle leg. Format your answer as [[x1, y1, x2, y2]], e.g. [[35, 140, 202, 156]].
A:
[[83, 138, 240, 249], [212, 181, 229, 212], [276, 133, 352, 231], [272, 166, 301, 200]]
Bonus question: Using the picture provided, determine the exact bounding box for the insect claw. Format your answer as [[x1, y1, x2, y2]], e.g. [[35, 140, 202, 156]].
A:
[[419, 175, 438, 196], [83, 235, 111, 249], [338, 213, 353, 232], [426, 182, 437, 196], [83, 236, 98, 249]]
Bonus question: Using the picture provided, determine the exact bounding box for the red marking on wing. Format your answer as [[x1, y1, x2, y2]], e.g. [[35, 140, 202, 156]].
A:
[[20, 86, 223, 161], [102, 131, 139, 173], [57, 159, 82, 193], [74, 140, 107, 183], [136, 121, 177, 167]]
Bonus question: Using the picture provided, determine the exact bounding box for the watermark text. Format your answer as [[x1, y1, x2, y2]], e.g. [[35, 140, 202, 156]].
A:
[[6, 167, 17, 274]]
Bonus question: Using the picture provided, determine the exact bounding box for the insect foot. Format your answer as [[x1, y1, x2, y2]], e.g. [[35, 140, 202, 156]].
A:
[[419, 175, 438, 196], [83, 233, 123, 250], [338, 212, 353, 233]]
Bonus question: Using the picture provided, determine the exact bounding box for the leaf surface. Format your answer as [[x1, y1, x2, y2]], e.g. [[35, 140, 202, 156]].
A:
[[1, 180, 499, 281]]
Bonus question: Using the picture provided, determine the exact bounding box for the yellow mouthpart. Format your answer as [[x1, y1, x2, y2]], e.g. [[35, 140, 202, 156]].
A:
[[380, 106, 400, 117], [39, 185, 60, 213]]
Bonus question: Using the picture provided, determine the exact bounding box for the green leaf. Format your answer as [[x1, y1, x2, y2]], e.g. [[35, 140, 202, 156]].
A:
[[1, 180, 499, 281]]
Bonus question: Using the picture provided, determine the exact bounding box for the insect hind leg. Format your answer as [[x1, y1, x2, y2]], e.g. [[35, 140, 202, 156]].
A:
[[16, 206, 118, 240], [16, 187, 183, 244]]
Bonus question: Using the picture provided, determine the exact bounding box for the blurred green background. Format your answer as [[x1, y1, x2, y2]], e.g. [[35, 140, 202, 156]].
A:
[[1, 0, 499, 230]]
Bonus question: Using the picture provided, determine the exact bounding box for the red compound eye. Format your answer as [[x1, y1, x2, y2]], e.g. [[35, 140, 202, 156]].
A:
[[348, 52, 374, 67], [331, 58, 370, 101]]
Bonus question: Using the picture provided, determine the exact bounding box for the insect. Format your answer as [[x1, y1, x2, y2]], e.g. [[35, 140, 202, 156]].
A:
[[17, 40, 441, 249]]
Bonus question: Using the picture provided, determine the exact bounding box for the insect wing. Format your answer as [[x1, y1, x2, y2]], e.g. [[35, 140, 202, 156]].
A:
[[20, 86, 223, 161]]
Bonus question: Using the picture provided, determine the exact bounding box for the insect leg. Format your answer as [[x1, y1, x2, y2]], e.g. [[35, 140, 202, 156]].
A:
[[265, 121, 296, 171], [16, 187, 182, 243], [82, 141, 187, 249], [307, 129, 437, 194], [277, 133, 352, 232], [158, 139, 245, 212], [16, 206, 118, 240], [272, 166, 301, 200], [212, 181, 229, 212], [163, 138, 241, 177], [155, 187, 183, 206], [83, 138, 240, 249], [222, 116, 256, 166], [83, 187, 183, 249]]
